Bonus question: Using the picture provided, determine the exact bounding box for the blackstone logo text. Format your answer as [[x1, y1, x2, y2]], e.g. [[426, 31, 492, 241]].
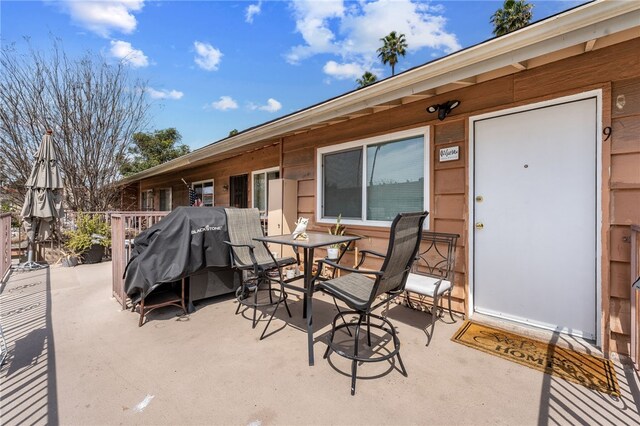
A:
[[191, 225, 222, 235]]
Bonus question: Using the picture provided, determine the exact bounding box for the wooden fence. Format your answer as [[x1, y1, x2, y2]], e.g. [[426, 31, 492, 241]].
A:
[[111, 212, 169, 309], [1, 213, 11, 282], [630, 225, 640, 370]]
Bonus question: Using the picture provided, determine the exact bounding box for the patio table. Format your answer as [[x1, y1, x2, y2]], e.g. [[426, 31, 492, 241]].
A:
[[253, 232, 360, 366]]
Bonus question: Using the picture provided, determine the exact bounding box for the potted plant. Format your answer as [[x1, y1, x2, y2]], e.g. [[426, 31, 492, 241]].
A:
[[64, 213, 111, 264], [59, 247, 79, 267], [327, 214, 346, 260]]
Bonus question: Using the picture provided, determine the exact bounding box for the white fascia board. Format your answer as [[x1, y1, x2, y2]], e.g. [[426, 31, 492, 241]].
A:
[[289, 7, 640, 122], [121, 1, 640, 184]]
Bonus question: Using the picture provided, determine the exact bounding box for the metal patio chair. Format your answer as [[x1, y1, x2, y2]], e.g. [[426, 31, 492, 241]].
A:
[[135, 279, 187, 327], [313, 211, 428, 395], [224, 208, 297, 339], [404, 231, 459, 345]]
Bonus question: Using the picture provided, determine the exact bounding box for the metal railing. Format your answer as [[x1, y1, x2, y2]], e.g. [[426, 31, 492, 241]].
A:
[[111, 212, 169, 309], [1, 213, 11, 282], [630, 224, 640, 370]]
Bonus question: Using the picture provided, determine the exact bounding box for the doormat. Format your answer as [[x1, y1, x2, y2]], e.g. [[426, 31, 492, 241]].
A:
[[451, 321, 619, 396]]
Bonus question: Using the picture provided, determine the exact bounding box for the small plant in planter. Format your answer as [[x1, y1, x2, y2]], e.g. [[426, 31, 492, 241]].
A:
[[64, 213, 111, 264], [327, 214, 346, 260], [59, 247, 80, 267]]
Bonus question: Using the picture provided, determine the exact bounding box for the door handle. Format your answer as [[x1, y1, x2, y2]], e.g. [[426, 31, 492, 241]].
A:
[[475, 222, 484, 230]]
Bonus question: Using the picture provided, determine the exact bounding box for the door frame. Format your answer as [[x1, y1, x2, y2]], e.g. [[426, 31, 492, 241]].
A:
[[467, 89, 603, 346], [251, 166, 280, 213]]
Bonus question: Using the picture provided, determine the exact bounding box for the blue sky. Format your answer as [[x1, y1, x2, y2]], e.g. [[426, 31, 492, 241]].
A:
[[1, 1, 585, 150]]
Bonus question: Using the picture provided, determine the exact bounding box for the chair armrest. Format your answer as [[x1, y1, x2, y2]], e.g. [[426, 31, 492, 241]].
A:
[[355, 249, 386, 268], [223, 241, 259, 271], [223, 241, 256, 249], [318, 259, 383, 276], [359, 249, 386, 258]]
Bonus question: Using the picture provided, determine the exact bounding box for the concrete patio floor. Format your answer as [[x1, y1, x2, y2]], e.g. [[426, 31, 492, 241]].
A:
[[1, 262, 639, 425]]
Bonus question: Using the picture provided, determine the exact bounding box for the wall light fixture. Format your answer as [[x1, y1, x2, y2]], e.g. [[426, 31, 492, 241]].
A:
[[426, 100, 461, 121]]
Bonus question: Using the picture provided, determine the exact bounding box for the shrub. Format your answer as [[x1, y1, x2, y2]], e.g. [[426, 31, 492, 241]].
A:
[[65, 213, 111, 254]]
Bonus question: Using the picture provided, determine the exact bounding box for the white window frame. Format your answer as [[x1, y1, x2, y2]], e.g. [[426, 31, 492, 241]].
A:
[[158, 187, 172, 211], [191, 179, 215, 206], [251, 166, 280, 214], [140, 189, 154, 211], [316, 126, 430, 227]]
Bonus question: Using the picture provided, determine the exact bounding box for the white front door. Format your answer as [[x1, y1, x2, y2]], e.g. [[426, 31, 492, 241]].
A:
[[472, 96, 598, 339]]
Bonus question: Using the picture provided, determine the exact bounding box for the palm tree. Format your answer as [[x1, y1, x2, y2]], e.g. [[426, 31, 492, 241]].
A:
[[356, 71, 378, 88], [377, 31, 408, 76], [490, 0, 533, 36]]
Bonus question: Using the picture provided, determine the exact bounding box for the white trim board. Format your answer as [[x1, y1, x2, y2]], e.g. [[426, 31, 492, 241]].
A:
[[251, 166, 279, 211]]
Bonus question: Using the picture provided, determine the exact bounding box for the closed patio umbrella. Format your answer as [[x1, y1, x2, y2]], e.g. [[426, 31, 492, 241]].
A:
[[19, 129, 64, 270]]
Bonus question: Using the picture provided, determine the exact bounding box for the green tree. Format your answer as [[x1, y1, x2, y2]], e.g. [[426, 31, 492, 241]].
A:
[[228, 129, 239, 137], [356, 71, 378, 88], [490, 0, 533, 36], [120, 128, 189, 176], [377, 31, 408, 76]]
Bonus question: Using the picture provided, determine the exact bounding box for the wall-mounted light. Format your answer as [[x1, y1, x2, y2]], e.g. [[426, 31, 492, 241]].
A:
[[222, 184, 229, 191], [426, 100, 461, 121]]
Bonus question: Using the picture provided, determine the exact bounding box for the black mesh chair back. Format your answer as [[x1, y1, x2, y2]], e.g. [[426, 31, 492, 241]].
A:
[[224, 207, 294, 339], [313, 211, 428, 395], [225, 208, 273, 269], [372, 211, 428, 300]]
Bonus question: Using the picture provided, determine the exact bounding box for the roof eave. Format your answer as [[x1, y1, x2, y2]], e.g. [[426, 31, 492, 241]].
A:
[[120, 0, 640, 185]]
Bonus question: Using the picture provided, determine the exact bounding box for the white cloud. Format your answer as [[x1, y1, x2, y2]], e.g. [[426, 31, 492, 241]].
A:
[[210, 96, 238, 111], [340, 0, 461, 55], [249, 98, 282, 113], [147, 88, 184, 100], [286, 0, 345, 64], [193, 41, 223, 71], [323, 61, 364, 80], [245, 1, 262, 23], [109, 40, 149, 68], [286, 0, 461, 79], [261, 98, 282, 112], [58, 0, 144, 38]]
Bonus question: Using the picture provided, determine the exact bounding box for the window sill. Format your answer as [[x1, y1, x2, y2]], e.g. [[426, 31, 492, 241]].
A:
[[316, 218, 392, 228]]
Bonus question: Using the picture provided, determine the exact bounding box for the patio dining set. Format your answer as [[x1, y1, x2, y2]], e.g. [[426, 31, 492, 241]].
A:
[[129, 207, 459, 395]]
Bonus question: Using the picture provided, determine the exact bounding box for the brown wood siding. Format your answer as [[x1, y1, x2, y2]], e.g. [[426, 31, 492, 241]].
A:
[[431, 122, 467, 312], [131, 37, 640, 355], [607, 76, 640, 355], [119, 183, 140, 211], [513, 40, 640, 102], [139, 143, 280, 209]]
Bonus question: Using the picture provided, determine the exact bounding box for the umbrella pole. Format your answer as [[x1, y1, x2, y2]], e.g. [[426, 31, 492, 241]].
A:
[[18, 245, 47, 271], [16, 221, 48, 272], [17, 130, 61, 272]]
